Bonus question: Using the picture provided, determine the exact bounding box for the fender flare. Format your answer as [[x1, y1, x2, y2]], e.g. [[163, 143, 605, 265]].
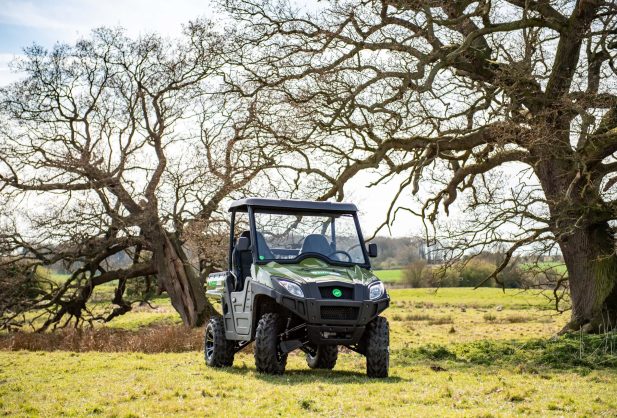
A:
[[249, 281, 283, 338]]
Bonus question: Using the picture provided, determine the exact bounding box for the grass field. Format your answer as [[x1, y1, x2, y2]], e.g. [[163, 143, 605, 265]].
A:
[[520, 262, 568, 275], [374, 269, 404, 283], [2, 288, 616, 417]]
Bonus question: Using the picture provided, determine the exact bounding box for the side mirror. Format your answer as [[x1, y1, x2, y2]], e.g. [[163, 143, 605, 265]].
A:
[[236, 236, 250, 252], [367, 243, 378, 258]]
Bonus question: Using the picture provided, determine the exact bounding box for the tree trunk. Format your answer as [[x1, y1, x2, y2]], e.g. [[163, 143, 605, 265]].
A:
[[536, 153, 617, 333], [149, 226, 213, 327], [558, 221, 617, 333]]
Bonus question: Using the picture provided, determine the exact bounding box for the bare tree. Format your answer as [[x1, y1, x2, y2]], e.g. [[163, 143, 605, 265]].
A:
[[0, 23, 279, 329], [225, 0, 617, 332]]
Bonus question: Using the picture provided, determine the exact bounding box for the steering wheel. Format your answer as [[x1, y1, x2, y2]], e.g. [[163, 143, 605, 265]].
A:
[[328, 250, 353, 262]]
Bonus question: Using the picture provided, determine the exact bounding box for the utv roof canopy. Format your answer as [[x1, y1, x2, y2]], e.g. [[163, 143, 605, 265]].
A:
[[229, 198, 358, 213]]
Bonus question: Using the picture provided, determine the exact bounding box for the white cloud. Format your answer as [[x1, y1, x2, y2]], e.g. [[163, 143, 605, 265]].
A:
[[0, 0, 215, 36]]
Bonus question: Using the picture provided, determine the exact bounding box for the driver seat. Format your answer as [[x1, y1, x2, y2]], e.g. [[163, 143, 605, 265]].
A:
[[301, 234, 332, 255], [232, 231, 253, 291]]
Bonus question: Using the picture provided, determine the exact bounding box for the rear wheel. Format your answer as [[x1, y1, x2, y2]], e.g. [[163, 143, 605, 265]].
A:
[[306, 345, 338, 369], [254, 313, 288, 374], [204, 316, 235, 367], [365, 316, 389, 378]]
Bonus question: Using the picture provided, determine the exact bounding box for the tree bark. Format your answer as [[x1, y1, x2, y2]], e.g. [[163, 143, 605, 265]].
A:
[[536, 153, 617, 333], [148, 226, 213, 327], [558, 222, 617, 333]]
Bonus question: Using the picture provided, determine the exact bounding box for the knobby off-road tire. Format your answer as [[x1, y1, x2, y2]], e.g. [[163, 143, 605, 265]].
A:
[[365, 316, 389, 378], [254, 313, 288, 374], [306, 345, 338, 370], [204, 316, 235, 367]]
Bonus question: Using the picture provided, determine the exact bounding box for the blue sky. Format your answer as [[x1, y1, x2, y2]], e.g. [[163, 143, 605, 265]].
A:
[[0, 0, 214, 84]]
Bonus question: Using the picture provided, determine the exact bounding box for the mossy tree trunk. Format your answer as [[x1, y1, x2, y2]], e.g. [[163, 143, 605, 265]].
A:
[[559, 223, 617, 333], [536, 153, 617, 333]]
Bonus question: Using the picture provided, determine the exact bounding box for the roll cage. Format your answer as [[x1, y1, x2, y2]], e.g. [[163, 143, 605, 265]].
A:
[[228, 198, 372, 270]]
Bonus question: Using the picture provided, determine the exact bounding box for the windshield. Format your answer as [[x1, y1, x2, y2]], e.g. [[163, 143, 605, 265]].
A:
[[253, 211, 367, 265]]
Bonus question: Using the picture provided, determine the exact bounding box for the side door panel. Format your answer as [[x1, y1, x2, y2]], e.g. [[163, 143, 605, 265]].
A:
[[229, 279, 253, 336]]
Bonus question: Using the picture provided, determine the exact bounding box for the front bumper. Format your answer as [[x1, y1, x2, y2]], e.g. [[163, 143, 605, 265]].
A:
[[306, 324, 366, 345], [272, 281, 390, 344]]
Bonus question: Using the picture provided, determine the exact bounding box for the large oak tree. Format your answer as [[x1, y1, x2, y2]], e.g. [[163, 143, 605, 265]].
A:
[[0, 23, 280, 329], [226, 0, 617, 332]]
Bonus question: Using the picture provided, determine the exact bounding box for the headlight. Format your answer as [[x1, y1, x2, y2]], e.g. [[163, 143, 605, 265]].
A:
[[278, 280, 304, 298], [369, 281, 384, 300]]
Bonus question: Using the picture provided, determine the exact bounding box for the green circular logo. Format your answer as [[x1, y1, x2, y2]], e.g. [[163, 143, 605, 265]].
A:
[[332, 288, 342, 298]]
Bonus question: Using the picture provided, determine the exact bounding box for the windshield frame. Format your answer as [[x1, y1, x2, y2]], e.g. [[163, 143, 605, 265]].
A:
[[245, 207, 371, 269]]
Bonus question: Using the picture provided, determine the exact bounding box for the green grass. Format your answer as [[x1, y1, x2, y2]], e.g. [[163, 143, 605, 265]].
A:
[[390, 287, 554, 310], [101, 297, 182, 330], [374, 269, 403, 283], [2, 288, 615, 417], [521, 261, 567, 275], [405, 335, 617, 369], [2, 348, 615, 417]]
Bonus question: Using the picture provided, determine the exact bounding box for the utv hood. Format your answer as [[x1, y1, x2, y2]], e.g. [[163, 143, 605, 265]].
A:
[[254, 257, 377, 286]]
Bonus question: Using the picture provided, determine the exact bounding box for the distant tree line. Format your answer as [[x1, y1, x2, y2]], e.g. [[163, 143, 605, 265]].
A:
[[402, 252, 560, 290]]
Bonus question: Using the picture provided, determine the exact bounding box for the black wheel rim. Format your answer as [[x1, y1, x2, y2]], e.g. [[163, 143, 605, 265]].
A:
[[205, 326, 214, 361], [307, 349, 317, 361]]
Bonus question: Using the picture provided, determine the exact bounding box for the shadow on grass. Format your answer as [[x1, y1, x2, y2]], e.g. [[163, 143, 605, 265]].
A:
[[396, 333, 617, 372], [225, 365, 408, 384]]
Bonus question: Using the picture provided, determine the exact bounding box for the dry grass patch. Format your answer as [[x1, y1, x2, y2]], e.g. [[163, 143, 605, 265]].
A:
[[0, 325, 203, 353], [427, 316, 454, 325], [406, 313, 433, 321], [483, 313, 535, 324], [390, 313, 453, 325]]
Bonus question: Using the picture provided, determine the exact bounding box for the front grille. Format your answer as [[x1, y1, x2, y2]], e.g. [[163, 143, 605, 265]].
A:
[[319, 286, 353, 299], [320, 306, 359, 321]]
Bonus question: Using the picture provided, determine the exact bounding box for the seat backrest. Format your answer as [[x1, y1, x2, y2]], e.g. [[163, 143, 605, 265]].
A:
[[232, 231, 253, 291], [301, 234, 332, 255]]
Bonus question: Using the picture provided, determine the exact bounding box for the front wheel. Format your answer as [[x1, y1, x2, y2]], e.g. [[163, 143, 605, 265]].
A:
[[254, 313, 288, 374], [306, 345, 338, 369], [365, 316, 389, 378], [204, 316, 235, 367]]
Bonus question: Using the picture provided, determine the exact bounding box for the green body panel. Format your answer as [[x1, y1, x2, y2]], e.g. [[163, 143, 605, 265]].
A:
[[253, 257, 378, 287]]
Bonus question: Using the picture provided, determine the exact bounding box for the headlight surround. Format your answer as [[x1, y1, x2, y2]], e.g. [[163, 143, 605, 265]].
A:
[[277, 280, 304, 298], [368, 281, 385, 300]]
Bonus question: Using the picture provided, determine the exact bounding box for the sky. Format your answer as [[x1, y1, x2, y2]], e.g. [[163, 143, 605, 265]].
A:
[[0, 0, 215, 85], [0, 0, 424, 237]]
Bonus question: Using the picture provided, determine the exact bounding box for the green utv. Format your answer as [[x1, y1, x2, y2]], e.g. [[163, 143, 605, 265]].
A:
[[204, 198, 390, 377]]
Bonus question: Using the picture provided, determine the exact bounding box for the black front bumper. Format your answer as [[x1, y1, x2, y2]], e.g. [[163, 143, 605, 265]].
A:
[[273, 281, 389, 345], [306, 324, 366, 345]]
